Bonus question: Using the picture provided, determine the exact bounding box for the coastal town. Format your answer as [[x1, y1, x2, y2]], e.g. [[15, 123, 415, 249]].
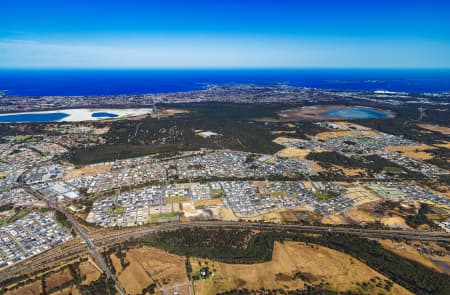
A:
[[0, 86, 449, 294]]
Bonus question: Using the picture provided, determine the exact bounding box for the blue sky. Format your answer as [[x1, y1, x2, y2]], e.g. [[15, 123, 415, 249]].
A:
[[1, 0, 450, 68]]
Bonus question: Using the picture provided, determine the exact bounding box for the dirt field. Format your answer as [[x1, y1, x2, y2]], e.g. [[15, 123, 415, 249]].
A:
[[343, 208, 377, 223], [50, 286, 82, 295], [380, 216, 411, 229], [64, 163, 112, 179], [434, 141, 450, 149], [245, 211, 282, 223], [45, 268, 73, 292], [308, 161, 326, 173], [272, 136, 301, 145], [379, 240, 450, 274], [156, 108, 190, 118], [114, 246, 190, 295], [79, 259, 102, 285], [387, 145, 436, 160], [276, 147, 310, 159], [191, 241, 410, 295], [193, 199, 222, 207], [418, 124, 450, 135], [335, 165, 366, 176], [6, 281, 42, 295]]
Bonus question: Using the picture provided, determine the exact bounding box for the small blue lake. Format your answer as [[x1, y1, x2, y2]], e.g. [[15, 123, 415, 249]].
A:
[[324, 108, 392, 119], [0, 112, 70, 123], [91, 112, 119, 118]]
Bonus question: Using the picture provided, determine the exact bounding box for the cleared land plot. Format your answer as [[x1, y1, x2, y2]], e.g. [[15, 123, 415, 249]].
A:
[[79, 260, 102, 285], [276, 147, 310, 159], [419, 124, 450, 135], [379, 240, 450, 274], [6, 281, 42, 295], [190, 241, 410, 295], [387, 145, 436, 160], [272, 136, 301, 145], [45, 268, 73, 293], [113, 246, 189, 295], [64, 164, 112, 179]]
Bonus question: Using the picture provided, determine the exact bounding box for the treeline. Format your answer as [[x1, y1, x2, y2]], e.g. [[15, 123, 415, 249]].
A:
[[130, 228, 274, 264]]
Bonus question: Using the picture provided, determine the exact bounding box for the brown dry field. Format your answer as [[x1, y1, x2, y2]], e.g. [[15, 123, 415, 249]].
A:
[[380, 216, 411, 230], [276, 147, 310, 159], [79, 260, 102, 285], [45, 268, 73, 293], [244, 211, 282, 223], [309, 161, 326, 173], [321, 214, 347, 225], [191, 241, 411, 295], [51, 286, 82, 295], [387, 145, 436, 160], [334, 165, 366, 176], [343, 208, 377, 223], [272, 136, 301, 145], [6, 281, 42, 295], [315, 131, 349, 140], [64, 164, 112, 179], [418, 124, 450, 135], [156, 108, 190, 118], [113, 246, 189, 295], [193, 199, 222, 207], [434, 141, 450, 149], [216, 207, 237, 221], [379, 240, 450, 274]]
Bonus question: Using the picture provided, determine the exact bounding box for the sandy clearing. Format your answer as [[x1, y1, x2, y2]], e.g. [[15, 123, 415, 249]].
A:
[[276, 147, 310, 159], [343, 208, 377, 223], [64, 163, 112, 179], [272, 136, 301, 145], [194, 199, 222, 207], [380, 216, 411, 230]]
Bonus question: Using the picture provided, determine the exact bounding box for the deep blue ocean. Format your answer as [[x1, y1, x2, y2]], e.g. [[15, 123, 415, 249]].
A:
[[0, 69, 449, 96]]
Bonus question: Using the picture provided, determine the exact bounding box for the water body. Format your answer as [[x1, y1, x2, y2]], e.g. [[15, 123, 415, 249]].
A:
[[324, 108, 392, 119], [0, 112, 70, 123], [0, 69, 449, 96], [91, 112, 119, 118]]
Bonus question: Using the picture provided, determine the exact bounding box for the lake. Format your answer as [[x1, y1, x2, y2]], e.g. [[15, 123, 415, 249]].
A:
[[324, 107, 393, 119]]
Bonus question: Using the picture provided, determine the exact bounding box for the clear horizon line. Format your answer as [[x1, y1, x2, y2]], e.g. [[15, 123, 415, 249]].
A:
[[1, 67, 450, 71]]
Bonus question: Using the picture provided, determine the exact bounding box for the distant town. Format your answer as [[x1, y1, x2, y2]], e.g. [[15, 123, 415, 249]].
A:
[[0, 84, 449, 294]]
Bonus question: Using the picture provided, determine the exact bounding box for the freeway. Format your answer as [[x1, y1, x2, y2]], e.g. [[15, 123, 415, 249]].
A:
[[2, 218, 449, 284], [21, 186, 127, 295]]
